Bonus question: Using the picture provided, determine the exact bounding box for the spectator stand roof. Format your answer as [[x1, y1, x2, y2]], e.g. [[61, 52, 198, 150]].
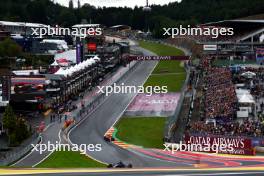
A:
[[109, 25, 131, 31], [202, 20, 264, 42], [72, 24, 101, 28], [0, 21, 48, 28]]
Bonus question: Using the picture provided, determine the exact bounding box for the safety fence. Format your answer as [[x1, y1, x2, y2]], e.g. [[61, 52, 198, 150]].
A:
[[0, 133, 40, 166]]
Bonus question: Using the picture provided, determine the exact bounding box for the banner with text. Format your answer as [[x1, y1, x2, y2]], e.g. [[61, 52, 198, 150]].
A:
[[128, 55, 190, 61], [185, 134, 255, 155]]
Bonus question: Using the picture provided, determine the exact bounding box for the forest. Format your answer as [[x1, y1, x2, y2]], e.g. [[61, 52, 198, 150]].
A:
[[1, 0, 264, 37]]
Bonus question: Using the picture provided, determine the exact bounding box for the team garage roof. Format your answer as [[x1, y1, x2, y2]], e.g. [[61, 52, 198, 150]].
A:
[[201, 20, 264, 42], [109, 25, 131, 31]]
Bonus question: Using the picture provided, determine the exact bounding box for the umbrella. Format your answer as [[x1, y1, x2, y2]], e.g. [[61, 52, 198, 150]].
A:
[[241, 71, 256, 78]]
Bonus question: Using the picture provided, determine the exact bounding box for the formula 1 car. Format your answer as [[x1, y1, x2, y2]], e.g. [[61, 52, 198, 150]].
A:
[[107, 161, 132, 168]]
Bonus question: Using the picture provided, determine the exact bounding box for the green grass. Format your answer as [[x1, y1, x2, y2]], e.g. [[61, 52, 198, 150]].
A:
[[36, 151, 106, 168], [152, 60, 185, 74], [139, 40, 184, 56], [115, 117, 166, 149], [113, 41, 185, 149], [139, 40, 186, 92], [144, 74, 186, 92]]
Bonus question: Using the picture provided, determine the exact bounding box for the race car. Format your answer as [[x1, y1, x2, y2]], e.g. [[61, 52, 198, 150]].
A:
[[107, 161, 132, 168]]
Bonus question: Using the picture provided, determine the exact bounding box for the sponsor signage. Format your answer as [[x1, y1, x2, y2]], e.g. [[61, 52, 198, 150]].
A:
[[185, 134, 255, 155], [128, 55, 190, 61], [1, 76, 11, 101], [46, 88, 61, 92], [87, 43, 97, 52], [256, 48, 264, 65], [76, 43, 82, 64], [203, 44, 217, 51], [11, 77, 46, 86]]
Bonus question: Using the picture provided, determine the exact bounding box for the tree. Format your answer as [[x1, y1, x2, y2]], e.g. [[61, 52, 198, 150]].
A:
[[2, 105, 16, 136], [0, 38, 22, 67], [2, 105, 30, 146], [0, 38, 22, 57], [26, 0, 48, 23], [15, 117, 30, 143], [58, 9, 78, 27], [1, 0, 264, 37], [69, 0, 74, 9], [78, 0, 81, 9]]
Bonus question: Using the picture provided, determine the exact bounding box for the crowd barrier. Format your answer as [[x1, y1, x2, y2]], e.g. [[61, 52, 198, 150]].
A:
[[0, 133, 40, 166]]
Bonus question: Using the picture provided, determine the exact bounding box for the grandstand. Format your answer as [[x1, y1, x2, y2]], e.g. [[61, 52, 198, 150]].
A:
[[185, 56, 264, 139], [168, 20, 264, 61], [0, 21, 48, 35], [166, 18, 264, 149], [201, 20, 264, 58]]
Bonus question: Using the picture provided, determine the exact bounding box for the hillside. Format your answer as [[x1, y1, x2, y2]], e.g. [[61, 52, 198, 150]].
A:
[[1, 0, 264, 37], [238, 14, 264, 20]]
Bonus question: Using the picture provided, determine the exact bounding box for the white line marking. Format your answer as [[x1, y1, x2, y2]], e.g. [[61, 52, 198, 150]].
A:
[[32, 129, 62, 167], [10, 136, 42, 166], [11, 121, 57, 166], [11, 122, 56, 166]]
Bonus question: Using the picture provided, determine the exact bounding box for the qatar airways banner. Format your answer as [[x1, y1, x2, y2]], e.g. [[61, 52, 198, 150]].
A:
[[128, 56, 190, 61], [185, 134, 255, 155]]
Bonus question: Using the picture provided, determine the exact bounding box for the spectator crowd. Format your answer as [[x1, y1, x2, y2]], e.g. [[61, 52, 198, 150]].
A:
[[185, 57, 264, 138], [203, 67, 237, 120], [187, 119, 264, 137]]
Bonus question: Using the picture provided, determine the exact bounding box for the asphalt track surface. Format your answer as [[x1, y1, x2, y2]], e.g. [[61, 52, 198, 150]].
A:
[[69, 47, 181, 167], [1, 168, 264, 176], [12, 122, 62, 167]]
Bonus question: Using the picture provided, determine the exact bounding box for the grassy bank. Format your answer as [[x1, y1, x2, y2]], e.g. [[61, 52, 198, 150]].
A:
[[139, 40, 186, 92], [115, 117, 166, 149], [36, 151, 106, 168], [115, 41, 185, 148]]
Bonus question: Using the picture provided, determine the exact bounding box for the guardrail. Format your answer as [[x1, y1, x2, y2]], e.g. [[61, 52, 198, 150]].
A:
[[164, 65, 191, 142], [0, 133, 40, 166]]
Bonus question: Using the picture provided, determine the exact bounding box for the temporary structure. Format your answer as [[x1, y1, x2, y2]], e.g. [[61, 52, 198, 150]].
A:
[[241, 71, 256, 79]]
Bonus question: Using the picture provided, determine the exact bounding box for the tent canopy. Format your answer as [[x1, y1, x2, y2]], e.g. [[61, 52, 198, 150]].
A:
[[236, 89, 255, 104], [238, 94, 255, 103], [54, 55, 100, 77]]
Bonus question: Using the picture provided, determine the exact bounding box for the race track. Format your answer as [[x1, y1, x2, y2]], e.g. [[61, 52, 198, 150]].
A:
[[69, 47, 182, 167]]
